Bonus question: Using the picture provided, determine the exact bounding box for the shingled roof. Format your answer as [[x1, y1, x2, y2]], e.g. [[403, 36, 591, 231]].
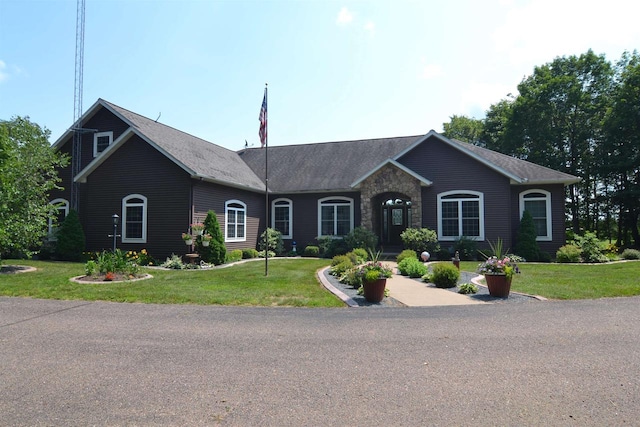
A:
[[63, 99, 265, 192], [238, 131, 580, 192]]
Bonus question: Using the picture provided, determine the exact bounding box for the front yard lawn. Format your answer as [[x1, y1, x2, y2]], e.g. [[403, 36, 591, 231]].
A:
[[460, 260, 640, 299], [0, 258, 344, 307]]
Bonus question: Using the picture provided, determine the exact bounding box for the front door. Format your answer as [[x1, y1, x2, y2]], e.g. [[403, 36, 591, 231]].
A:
[[381, 198, 412, 246]]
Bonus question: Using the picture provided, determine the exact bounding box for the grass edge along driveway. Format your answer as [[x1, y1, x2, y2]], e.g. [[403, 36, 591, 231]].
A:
[[0, 258, 344, 307]]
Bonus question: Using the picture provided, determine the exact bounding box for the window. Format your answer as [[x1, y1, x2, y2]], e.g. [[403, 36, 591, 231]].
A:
[[520, 190, 552, 241], [272, 198, 292, 239], [122, 194, 147, 243], [437, 191, 484, 241], [48, 198, 69, 238], [93, 131, 113, 157], [318, 197, 353, 237], [225, 200, 246, 242]]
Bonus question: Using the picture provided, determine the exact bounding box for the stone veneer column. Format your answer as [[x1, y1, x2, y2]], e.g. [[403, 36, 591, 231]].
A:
[[359, 164, 422, 231]]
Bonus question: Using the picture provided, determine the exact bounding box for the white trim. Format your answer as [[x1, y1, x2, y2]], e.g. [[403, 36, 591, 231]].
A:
[[122, 194, 147, 243], [317, 196, 354, 238], [436, 190, 485, 241], [93, 131, 113, 157], [519, 189, 552, 241], [225, 199, 247, 242], [48, 198, 69, 237], [272, 198, 293, 239]]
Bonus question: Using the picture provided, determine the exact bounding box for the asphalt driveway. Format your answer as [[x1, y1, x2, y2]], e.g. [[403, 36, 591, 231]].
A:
[[2, 296, 640, 426]]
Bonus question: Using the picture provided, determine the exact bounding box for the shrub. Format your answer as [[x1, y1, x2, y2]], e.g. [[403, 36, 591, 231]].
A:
[[344, 226, 378, 252], [259, 228, 284, 256], [54, 209, 85, 261], [575, 232, 608, 263], [434, 248, 452, 261], [85, 260, 98, 276], [351, 248, 369, 264], [621, 248, 640, 260], [515, 210, 541, 261], [397, 257, 428, 278], [331, 260, 353, 276], [339, 266, 362, 288], [400, 227, 440, 254], [303, 245, 319, 257], [316, 236, 349, 258], [451, 236, 478, 260], [331, 254, 351, 266], [397, 249, 418, 264], [242, 248, 259, 259], [198, 211, 226, 265], [458, 283, 478, 294], [125, 249, 156, 266], [161, 254, 186, 269], [556, 244, 581, 263], [225, 249, 243, 263], [430, 263, 460, 288]]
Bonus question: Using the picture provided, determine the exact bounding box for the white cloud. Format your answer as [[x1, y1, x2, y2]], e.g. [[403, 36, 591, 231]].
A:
[[493, 0, 640, 67], [336, 7, 353, 25], [459, 81, 514, 118], [364, 21, 375, 36], [0, 60, 8, 83], [422, 63, 443, 80]]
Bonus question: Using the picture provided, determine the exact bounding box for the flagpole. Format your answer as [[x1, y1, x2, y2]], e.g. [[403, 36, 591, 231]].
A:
[[263, 84, 269, 276]]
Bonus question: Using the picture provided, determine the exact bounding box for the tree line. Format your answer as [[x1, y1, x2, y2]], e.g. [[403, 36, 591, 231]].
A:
[[443, 50, 640, 249]]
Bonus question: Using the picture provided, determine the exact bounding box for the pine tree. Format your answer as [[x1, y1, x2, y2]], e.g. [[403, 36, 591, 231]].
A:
[[54, 209, 85, 261], [515, 210, 540, 261], [198, 210, 226, 265]]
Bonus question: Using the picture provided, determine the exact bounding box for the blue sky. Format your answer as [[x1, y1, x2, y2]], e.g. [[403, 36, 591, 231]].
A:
[[1, 0, 639, 150]]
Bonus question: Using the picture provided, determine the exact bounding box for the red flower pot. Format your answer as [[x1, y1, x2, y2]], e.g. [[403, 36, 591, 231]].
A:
[[484, 274, 512, 297], [363, 278, 387, 303]]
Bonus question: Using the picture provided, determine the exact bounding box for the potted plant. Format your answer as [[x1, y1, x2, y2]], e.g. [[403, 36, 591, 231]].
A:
[[359, 260, 393, 303], [191, 222, 205, 236], [477, 238, 519, 297], [201, 233, 212, 247], [182, 232, 193, 245]]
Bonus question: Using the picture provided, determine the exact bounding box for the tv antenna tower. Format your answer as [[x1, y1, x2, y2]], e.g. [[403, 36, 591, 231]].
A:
[[70, 0, 85, 211]]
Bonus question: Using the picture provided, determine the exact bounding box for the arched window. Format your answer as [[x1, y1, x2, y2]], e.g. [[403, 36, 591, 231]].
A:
[[122, 194, 147, 243], [519, 190, 552, 241], [272, 198, 293, 239], [318, 197, 353, 238], [437, 191, 484, 241], [48, 198, 69, 238], [225, 200, 246, 242]]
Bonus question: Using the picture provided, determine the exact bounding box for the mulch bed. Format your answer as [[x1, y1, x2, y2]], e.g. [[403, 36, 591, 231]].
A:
[[71, 273, 152, 283]]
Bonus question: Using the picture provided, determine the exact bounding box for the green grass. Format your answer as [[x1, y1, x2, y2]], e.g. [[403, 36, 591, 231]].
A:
[[460, 260, 640, 300], [0, 258, 344, 307]]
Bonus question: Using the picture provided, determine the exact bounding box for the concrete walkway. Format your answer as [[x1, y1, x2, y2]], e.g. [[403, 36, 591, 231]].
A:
[[385, 271, 488, 306]]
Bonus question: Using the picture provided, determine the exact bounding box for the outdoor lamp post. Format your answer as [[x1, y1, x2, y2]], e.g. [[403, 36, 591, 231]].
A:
[[108, 214, 120, 252]]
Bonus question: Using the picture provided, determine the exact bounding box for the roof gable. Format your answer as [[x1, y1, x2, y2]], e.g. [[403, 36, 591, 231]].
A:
[[69, 99, 265, 192]]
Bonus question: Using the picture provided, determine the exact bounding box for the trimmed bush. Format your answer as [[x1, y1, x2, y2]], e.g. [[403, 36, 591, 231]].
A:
[[397, 249, 418, 264], [515, 210, 541, 261], [351, 248, 368, 263], [400, 227, 440, 254], [303, 245, 319, 257], [199, 211, 226, 265], [54, 209, 85, 261], [225, 249, 243, 263], [344, 226, 378, 252], [242, 248, 259, 259], [621, 248, 640, 260], [430, 263, 460, 288], [556, 244, 581, 263], [397, 257, 428, 278]]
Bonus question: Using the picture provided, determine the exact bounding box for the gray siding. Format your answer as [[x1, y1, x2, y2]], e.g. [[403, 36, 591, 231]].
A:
[[83, 134, 192, 259], [192, 182, 265, 251], [398, 135, 514, 251]]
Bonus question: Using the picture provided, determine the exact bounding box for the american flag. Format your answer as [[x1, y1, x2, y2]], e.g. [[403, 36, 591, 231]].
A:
[[259, 89, 267, 148]]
